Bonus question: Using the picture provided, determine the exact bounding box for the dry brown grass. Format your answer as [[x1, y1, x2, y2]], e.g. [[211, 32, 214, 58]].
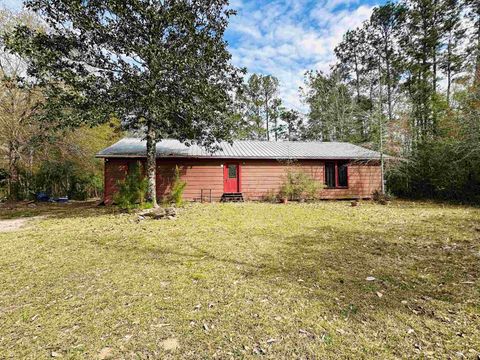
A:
[[0, 200, 479, 359]]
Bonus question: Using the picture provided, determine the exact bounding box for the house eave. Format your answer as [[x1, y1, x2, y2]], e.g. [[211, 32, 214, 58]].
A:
[[96, 154, 387, 161]]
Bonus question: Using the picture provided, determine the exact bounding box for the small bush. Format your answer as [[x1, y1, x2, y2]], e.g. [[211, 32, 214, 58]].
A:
[[167, 166, 187, 207], [0, 169, 9, 202], [263, 189, 279, 203], [114, 161, 148, 210], [279, 168, 323, 201]]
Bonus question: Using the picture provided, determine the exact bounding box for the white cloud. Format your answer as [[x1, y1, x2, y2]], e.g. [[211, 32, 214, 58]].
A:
[[229, 21, 263, 40], [230, 0, 244, 9], [226, 0, 377, 112], [1, 0, 376, 113]]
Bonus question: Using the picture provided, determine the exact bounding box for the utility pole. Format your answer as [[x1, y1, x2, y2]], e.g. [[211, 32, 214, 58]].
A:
[[379, 112, 385, 195], [378, 61, 386, 195]]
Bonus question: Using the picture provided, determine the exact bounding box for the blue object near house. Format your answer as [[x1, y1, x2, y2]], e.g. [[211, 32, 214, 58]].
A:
[[36, 192, 69, 203], [36, 192, 50, 202]]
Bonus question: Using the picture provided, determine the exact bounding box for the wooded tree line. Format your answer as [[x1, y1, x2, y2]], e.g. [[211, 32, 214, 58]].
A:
[[233, 0, 480, 202], [316, 0, 480, 202], [1, 0, 479, 203], [0, 9, 123, 201], [231, 74, 304, 141], [2, 0, 241, 206]]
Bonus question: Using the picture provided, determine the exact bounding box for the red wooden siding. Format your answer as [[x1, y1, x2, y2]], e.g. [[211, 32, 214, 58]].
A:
[[156, 160, 224, 202], [103, 158, 382, 204], [104, 158, 129, 205], [241, 160, 381, 200], [241, 160, 323, 200]]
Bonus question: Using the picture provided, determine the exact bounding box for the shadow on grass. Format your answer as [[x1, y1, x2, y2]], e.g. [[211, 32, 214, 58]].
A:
[[4, 199, 478, 321], [88, 215, 479, 320], [0, 201, 117, 220], [273, 230, 478, 305]]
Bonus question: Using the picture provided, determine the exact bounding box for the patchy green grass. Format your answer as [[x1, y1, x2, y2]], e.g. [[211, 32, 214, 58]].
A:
[[0, 201, 479, 359]]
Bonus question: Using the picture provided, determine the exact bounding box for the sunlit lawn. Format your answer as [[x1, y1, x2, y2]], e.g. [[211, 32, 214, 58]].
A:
[[0, 200, 479, 359]]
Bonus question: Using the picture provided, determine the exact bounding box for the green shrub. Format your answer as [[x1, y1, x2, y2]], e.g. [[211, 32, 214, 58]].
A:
[[279, 168, 323, 201], [0, 168, 7, 202], [263, 189, 279, 203], [35, 161, 102, 200], [372, 189, 393, 203], [114, 161, 148, 210], [167, 166, 187, 207], [386, 139, 480, 203]]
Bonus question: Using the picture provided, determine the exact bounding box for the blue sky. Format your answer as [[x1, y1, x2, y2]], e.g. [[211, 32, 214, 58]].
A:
[[225, 0, 382, 111], [1, 0, 382, 111]]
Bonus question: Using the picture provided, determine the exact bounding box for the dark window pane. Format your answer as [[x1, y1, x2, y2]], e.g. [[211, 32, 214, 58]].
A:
[[228, 164, 237, 178], [338, 161, 348, 187], [325, 162, 335, 188]]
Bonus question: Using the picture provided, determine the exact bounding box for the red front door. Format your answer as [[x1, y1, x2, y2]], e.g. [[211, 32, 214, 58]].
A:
[[224, 163, 239, 193]]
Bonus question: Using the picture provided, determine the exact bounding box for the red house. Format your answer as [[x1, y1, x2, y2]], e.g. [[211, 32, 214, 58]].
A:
[[97, 138, 384, 204]]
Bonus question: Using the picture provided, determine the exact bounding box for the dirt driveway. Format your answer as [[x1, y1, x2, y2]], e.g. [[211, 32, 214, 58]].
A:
[[0, 217, 43, 233]]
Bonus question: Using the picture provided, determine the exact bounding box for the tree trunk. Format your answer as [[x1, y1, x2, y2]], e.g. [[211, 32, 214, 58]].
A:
[[432, 0, 438, 95], [446, 39, 452, 107], [274, 115, 278, 141], [146, 120, 158, 207], [354, 51, 361, 101], [384, 32, 393, 123], [377, 64, 385, 195], [265, 93, 270, 141], [8, 141, 20, 201], [475, 9, 480, 85]]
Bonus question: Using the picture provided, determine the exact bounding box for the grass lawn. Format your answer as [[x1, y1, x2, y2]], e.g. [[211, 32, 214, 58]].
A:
[[0, 201, 479, 359]]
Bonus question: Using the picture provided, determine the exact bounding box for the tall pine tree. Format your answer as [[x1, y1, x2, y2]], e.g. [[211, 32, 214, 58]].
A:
[[401, 0, 443, 141], [234, 74, 281, 141], [440, 0, 466, 105], [368, 2, 406, 123]]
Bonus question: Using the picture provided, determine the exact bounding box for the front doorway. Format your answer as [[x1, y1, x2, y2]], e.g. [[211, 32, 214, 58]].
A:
[[223, 163, 240, 193]]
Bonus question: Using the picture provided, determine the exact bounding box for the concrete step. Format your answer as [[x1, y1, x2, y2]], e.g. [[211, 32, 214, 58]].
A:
[[221, 193, 244, 202]]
